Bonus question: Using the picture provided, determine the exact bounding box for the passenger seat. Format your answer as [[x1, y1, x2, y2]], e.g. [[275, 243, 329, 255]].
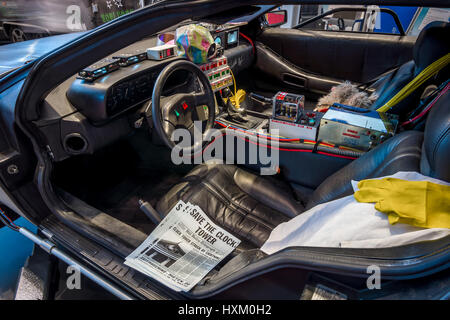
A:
[[369, 21, 449, 115], [157, 86, 450, 250]]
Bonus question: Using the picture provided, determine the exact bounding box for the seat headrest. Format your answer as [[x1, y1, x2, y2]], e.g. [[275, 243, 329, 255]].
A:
[[421, 84, 450, 181], [414, 22, 450, 73]]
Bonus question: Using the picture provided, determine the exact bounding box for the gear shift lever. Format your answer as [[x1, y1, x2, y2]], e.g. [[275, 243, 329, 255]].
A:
[[222, 87, 247, 123]]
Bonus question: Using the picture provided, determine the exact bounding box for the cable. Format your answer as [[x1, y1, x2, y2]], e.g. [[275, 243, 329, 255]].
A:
[[377, 53, 450, 112], [239, 32, 255, 55], [215, 119, 360, 151], [226, 68, 246, 108], [0, 206, 19, 230], [401, 82, 449, 127], [229, 67, 237, 96], [212, 121, 362, 159]]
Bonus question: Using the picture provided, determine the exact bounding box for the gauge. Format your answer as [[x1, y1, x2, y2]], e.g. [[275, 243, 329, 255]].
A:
[[226, 30, 238, 45], [214, 36, 222, 46]]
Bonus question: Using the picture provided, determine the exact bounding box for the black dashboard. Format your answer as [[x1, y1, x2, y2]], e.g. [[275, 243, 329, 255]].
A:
[[66, 57, 183, 124], [37, 31, 254, 162]]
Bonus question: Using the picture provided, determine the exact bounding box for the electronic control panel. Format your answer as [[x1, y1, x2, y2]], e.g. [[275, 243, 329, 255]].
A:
[[269, 92, 323, 140], [113, 49, 148, 66], [78, 58, 120, 82], [199, 22, 245, 50], [318, 104, 398, 151], [147, 44, 177, 61], [199, 56, 233, 92]]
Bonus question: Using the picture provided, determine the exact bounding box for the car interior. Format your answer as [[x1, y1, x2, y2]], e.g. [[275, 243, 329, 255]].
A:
[[20, 5, 449, 298]]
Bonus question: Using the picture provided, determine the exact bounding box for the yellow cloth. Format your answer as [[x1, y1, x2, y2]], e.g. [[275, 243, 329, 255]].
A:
[[224, 89, 246, 108], [354, 178, 450, 229], [224, 68, 246, 108]]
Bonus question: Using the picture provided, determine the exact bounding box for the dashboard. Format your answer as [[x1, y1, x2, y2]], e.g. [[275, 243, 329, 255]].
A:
[[66, 57, 183, 124], [37, 27, 254, 162]]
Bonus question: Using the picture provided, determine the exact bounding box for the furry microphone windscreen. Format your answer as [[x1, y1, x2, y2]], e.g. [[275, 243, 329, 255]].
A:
[[316, 81, 378, 111]]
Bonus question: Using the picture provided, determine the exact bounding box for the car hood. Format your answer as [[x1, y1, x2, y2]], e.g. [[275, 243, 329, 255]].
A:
[[0, 32, 86, 77]]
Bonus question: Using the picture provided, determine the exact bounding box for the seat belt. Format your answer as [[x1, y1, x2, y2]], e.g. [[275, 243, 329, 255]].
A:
[[357, 64, 402, 92], [377, 53, 450, 113]]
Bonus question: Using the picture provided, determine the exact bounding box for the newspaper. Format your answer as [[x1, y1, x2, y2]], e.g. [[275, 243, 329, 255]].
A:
[[125, 200, 241, 292]]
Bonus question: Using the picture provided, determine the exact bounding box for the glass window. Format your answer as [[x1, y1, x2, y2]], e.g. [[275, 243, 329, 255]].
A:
[[285, 5, 449, 36], [407, 7, 450, 36], [299, 6, 404, 34]]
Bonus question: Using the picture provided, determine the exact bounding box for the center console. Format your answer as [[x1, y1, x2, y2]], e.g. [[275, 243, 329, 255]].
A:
[[213, 91, 374, 189]]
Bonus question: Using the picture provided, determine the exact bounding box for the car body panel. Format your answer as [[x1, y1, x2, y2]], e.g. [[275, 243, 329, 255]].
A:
[[0, 32, 85, 77], [0, 0, 449, 300]]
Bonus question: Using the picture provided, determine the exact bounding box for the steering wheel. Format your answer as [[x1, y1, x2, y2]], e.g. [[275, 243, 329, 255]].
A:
[[151, 60, 216, 153]]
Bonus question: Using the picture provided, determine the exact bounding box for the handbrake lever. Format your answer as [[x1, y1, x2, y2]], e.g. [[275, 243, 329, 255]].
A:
[[138, 199, 163, 225]]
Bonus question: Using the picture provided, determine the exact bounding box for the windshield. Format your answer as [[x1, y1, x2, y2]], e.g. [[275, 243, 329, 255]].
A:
[[0, 1, 164, 39]]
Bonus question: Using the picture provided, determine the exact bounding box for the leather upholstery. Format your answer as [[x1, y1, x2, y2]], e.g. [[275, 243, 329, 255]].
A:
[[370, 22, 449, 113], [306, 131, 423, 209], [256, 28, 414, 84], [255, 42, 342, 94], [413, 22, 450, 75], [420, 88, 450, 182], [158, 92, 449, 248], [157, 164, 302, 248], [369, 60, 416, 110]]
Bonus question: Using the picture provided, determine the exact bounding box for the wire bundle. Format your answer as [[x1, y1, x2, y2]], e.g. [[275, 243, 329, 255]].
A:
[[0, 206, 19, 230]]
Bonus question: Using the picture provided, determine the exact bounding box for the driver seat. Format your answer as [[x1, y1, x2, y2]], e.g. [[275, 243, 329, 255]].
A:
[[157, 91, 450, 251]]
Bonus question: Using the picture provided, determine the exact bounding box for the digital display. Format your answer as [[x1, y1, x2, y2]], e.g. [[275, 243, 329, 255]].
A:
[[226, 30, 238, 45]]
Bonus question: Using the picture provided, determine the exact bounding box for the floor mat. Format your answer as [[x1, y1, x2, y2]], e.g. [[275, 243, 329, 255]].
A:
[[53, 131, 193, 234], [104, 171, 183, 234]]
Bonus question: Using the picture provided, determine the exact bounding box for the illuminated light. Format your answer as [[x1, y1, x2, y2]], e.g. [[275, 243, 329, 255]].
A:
[[182, 102, 189, 110], [175, 110, 180, 117]]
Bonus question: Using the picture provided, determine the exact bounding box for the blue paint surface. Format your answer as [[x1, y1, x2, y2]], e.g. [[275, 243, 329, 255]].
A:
[[375, 6, 418, 34], [0, 218, 37, 297]]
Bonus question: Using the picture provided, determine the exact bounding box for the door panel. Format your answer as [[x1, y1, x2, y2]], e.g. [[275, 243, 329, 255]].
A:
[[255, 28, 415, 94], [255, 42, 342, 95]]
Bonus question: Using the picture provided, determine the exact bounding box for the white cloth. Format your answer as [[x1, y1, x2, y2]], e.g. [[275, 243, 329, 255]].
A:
[[260, 172, 450, 254]]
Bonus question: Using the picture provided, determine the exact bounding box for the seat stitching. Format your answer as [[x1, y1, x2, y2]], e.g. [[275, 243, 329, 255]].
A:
[[199, 181, 275, 231]]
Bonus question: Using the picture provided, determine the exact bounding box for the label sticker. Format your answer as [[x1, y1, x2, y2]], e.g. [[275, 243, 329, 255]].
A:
[[310, 284, 347, 300], [125, 200, 241, 292]]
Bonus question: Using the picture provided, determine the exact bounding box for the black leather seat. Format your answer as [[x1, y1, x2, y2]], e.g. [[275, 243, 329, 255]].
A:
[[369, 22, 449, 115], [157, 89, 450, 251]]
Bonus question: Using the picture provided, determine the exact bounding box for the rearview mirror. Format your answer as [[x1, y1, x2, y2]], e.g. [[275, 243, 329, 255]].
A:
[[264, 10, 288, 28]]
